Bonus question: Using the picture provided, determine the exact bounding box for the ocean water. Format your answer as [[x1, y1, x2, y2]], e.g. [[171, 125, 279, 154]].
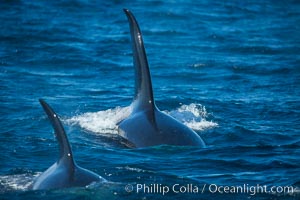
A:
[[0, 0, 299, 199]]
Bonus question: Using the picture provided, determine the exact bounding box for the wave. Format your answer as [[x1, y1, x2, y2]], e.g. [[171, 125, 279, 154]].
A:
[[67, 103, 218, 136]]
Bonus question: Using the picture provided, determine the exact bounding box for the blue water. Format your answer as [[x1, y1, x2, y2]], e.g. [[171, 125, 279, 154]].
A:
[[1, 0, 300, 199]]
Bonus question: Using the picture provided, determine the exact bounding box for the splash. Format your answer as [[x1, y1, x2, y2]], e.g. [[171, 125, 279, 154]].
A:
[[0, 173, 41, 192], [67, 103, 217, 135], [166, 103, 218, 131], [67, 106, 132, 135]]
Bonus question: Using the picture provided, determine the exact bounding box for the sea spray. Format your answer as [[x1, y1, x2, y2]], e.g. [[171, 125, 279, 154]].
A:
[[67, 103, 217, 135]]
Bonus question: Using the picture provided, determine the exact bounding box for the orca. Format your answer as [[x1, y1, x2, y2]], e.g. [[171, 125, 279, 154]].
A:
[[31, 99, 105, 190], [117, 9, 206, 148]]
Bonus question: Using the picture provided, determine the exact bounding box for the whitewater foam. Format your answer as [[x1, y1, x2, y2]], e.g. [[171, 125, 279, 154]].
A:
[[67, 103, 217, 136], [166, 103, 218, 131], [0, 173, 41, 192], [67, 106, 132, 135]]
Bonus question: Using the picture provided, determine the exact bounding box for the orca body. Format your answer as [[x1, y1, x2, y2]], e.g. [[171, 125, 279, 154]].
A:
[[117, 9, 206, 148], [32, 99, 104, 190]]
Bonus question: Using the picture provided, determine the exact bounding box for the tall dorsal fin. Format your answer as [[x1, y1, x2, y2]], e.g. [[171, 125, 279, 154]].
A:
[[124, 9, 156, 113], [39, 99, 75, 167]]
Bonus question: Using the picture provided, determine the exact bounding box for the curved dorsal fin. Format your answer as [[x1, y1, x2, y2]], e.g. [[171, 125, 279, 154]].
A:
[[39, 99, 75, 167], [124, 9, 156, 113]]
